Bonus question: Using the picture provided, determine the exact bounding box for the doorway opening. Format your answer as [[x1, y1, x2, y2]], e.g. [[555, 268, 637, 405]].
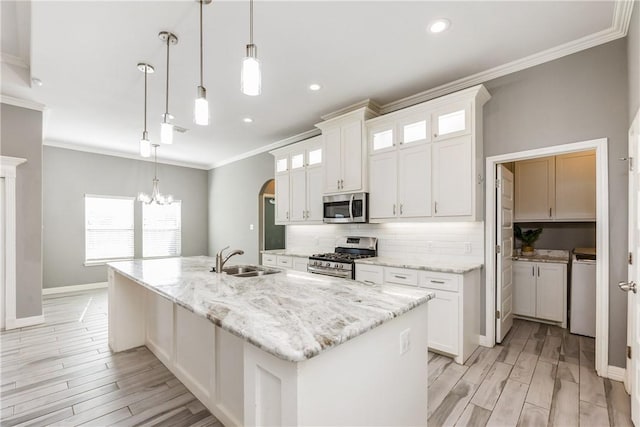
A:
[[485, 138, 609, 377], [258, 179, 285, 264]]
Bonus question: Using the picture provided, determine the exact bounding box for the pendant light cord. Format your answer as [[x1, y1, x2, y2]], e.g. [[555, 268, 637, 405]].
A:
[[143, 67, 148, 132], [165, 37, 170, 115], [249, 0, 253, 44], [200, 0, 204, 86], [154, 146, 158, 180]]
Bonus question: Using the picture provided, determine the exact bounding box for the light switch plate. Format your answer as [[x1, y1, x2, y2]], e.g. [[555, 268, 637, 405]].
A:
[[400, 329, 410, 355]]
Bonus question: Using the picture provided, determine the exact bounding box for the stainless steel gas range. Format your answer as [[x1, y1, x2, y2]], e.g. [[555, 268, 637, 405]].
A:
[[307, 236, 377, 279]]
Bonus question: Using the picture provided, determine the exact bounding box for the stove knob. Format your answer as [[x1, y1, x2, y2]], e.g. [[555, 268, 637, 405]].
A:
[[325, 262, 331, 267], [334, 263, 340, 269]]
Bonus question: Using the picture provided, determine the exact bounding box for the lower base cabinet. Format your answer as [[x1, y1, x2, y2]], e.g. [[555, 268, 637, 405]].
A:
[[355, 263, 480, 364], [512, 260, 567, 327], [262, 254, 309, 272]]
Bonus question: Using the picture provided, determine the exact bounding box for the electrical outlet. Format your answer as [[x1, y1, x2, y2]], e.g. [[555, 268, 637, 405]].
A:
[[464, 242, 472, 254], [400, 329, 410, 355], [249, 224, 254, 231], [426, 241, 434, 252]]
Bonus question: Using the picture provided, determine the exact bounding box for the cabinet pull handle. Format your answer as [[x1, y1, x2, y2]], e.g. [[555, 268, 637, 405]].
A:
[[430, 280, 445, 284], [549, 207, 552, 218], [538, 266, 540, 277], [434, 133, 438, 138], [340, 179, 344, 189], [400, 204, 403, 215], [302, 210, 305, 219], [394, 275, 407, 279], [393, 204, 396, 215], [434, 201, 438, 214], [364, 280, 375, 285], [532, 266, 534, 276], [337, 179, 340, 189], [286, 211, 289, 220]]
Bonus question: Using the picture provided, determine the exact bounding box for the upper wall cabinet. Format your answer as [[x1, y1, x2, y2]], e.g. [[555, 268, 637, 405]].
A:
[[271, 136, 324, 225], [315, 106, 379, 195], [514, 150, 595, 222], [366, 85, 491, 222]]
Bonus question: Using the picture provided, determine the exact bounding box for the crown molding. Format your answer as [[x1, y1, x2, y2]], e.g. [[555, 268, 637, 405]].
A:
[[380, 0, 633, 114], [1, 94, 45, 111], [319, 99, 381, 121], [43, 140, 210, 170], [209, 128, 321, 169]]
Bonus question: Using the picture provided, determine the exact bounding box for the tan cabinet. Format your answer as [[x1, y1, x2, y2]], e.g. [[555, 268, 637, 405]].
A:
[[514, 151, 595, 222]]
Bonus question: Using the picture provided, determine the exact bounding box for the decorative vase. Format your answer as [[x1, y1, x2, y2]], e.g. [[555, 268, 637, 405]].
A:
[[521, 245, 535, 256]]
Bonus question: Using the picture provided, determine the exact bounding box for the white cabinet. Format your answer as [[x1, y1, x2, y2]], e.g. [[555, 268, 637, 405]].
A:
[[555, 151, 596, 220], [432, 135, 473, 217], [355, 263, 480, 364], [512, 260, 567, 326], [292, 257, 309, 272], [514, 151, 595, 222], [262, 254, 308, 272], [316, 106, 379, 195], [271, 137, 323, 225], [262, 253, 277, 267], [366, 85, 490, 222]]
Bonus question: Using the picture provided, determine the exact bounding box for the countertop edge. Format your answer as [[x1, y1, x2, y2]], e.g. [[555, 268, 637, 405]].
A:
[[354, 258, 483, 274]]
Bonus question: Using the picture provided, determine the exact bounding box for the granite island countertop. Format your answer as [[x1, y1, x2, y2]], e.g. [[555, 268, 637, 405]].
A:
[[108, 256, 434, 363], [355, 256, 483, 274]]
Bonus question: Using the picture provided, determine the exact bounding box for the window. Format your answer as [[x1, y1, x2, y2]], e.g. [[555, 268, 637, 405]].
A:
[[143, 202, 182, 258], [85, 195, 134, 263]]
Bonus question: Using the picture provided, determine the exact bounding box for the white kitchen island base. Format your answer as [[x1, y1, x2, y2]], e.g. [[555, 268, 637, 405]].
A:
[[108, 268, 429, 426]]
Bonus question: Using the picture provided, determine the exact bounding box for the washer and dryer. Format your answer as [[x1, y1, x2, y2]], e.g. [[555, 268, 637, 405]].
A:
[[570, 247, 597, 337]]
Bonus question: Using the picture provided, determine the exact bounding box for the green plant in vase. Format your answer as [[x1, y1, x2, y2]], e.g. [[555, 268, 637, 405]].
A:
[[514, 225, 543, 256]]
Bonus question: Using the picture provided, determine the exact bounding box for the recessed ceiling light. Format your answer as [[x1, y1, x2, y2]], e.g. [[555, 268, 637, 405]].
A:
[[309, 83, 321, 91], [429, 19, 450, 34], [243, 117, 253, 123]]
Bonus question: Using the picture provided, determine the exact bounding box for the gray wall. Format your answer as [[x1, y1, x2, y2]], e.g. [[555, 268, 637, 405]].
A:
[[630, 1, 639, 123], [515, 223, 596, 251], [483, 39, 629, 367], [43, 146, 208, 288], [0, 103, 43, 318], [208, 152, 274, 264]]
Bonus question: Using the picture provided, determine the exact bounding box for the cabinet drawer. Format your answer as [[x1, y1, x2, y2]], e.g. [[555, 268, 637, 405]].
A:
[[277, 256, 293, 268], [418, 271, 459, 292], [356, 264, 384, 285], [384, 268, 418, 286], [292, 257, 309, 272], [262, 254, 277, 267]]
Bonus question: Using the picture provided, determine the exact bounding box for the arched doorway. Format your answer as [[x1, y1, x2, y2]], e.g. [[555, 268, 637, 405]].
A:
[[258, 179, 285, 263]]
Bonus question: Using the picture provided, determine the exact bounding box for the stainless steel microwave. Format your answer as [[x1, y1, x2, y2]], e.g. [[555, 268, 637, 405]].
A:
[[323, 192, 368, 223]]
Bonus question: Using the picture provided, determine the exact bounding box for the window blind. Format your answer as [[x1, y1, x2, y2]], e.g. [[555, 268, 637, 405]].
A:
[[143, 201, 182, 258], [85, 195, 134, 263]]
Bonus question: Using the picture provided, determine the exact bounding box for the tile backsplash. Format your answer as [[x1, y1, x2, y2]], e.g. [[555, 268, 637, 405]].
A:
[[286, 222, 484, 262]]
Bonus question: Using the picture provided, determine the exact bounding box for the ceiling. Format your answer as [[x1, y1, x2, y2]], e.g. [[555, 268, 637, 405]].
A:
[[0, 1, 632, 169]]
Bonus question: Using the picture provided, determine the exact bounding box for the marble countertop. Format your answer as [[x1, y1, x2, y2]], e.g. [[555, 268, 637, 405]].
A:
[[354, 256, 483, 274], [108, 256, 434, 363], [512, 249, 570, 264], [261, 249, 315, 258]]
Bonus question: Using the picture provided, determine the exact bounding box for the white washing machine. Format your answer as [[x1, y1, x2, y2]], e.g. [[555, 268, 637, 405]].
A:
[[570, 248, 597, 337]]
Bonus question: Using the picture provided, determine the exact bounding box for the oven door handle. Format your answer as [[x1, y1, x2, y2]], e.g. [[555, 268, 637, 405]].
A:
[[349, 194, 354, 221]]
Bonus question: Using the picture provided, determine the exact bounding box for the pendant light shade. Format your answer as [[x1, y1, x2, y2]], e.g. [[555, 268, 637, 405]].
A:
[[194, 0, 211, 125], [159, 31, 178, 144], [137, 63, 154, 158], [241, 0, 261, 96]]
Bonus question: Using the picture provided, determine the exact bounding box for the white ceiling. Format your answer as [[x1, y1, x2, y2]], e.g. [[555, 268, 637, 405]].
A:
[[0, 1, 630, 169]]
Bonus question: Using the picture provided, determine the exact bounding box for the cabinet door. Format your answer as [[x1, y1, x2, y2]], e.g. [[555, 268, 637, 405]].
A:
[[514, 157, 555, 221], [398, 115, 430, 146], [306, 166, 323, 222], [292, 257, 308, 272], [398, 144, 431, 218], [341, 121, 363, 191], [513, 261, 536, 317], [555, 151, 596, 220], [323, 128, 342, 193], [275, 174, 290, 224], [369, 123, 395, 154], [432, 102, 471, 141], [355, 264, 384, 285], [427, 289, 459, 355], [369, 152, 397, 219], [432, 135, 473, 217], [289, 168, 306, 222], [536, 263, 566, 322]]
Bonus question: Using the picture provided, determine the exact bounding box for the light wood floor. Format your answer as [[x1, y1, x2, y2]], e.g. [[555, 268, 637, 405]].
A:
[[429, 318, 634, 427], [0, 290, 634, 426]]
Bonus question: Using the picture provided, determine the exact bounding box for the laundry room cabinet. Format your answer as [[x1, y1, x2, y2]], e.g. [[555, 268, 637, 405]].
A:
[[512, 260, 567, 327]]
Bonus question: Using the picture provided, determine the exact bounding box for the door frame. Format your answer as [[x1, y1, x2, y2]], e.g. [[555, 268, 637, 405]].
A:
[[484, 138, 609, 377]]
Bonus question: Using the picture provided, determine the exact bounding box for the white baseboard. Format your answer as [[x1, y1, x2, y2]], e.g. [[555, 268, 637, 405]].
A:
[[42, 282, 108, 295], [5, 314, 45, 330], [607, 365, 626, 382]]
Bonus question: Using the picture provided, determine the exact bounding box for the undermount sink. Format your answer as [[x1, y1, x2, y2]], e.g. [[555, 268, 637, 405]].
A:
[[221, 265, 280, 277]]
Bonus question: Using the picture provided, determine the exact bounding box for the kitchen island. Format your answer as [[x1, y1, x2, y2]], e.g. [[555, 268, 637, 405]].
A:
[[108, 256, 434, 426]]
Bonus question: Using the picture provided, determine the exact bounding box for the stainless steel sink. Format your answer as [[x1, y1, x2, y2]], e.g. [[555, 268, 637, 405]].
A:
[[221, 265, 280, 277]]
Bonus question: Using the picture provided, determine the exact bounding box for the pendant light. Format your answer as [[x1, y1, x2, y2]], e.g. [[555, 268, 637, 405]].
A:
[[138, 144, 174, 205], [137, 63, 154, 158], [241, 0, 261, 96], [194, 0, 211, 125], [159, 31, 178, 144]]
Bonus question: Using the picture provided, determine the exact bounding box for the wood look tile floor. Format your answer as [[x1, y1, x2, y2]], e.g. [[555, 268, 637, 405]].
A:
[[0, 290, 633, 426]]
